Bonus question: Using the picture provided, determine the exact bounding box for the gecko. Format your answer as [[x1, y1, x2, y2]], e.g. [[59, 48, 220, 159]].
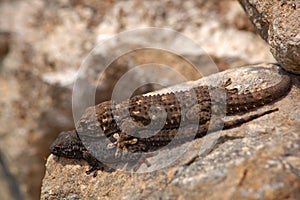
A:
[[50, 74, 291, 175]]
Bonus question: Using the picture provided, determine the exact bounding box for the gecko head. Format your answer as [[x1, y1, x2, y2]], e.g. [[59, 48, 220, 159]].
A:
[[50, 130, 85, 159]]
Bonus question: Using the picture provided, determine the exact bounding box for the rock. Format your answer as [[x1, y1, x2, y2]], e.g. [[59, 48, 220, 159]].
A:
[[0, 0, 281, 199], [238, 0, 300, 74], [0, 151, 24, 200], [41, 64, 300, 200], [0, 31, 11, 66]]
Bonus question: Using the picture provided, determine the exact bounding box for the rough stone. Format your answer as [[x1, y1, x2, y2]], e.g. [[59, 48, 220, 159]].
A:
[[238, 0, 300, 74], [0, 0, 281, 199]]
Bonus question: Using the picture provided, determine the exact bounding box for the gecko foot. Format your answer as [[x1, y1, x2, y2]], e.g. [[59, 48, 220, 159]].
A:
[[224, 78, 239, 94], [86, 166, 100, 177], [107, 133, 138, 158]]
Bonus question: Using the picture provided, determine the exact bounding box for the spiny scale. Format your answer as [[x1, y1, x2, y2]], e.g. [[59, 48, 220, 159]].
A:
[[52, 75, 292, 174], [77, 75, 291, 136]]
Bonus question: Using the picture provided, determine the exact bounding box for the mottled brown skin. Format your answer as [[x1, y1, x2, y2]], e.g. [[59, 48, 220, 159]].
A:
[[50, 75, 291, 175], [77, 75, 291, 136]]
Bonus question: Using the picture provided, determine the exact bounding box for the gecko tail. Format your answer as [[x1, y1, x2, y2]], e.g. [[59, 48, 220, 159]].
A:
[[223, 108, 279, 129]]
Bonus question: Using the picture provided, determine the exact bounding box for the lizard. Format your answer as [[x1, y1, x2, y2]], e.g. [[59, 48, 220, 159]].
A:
[[50, 74, 291, 175]]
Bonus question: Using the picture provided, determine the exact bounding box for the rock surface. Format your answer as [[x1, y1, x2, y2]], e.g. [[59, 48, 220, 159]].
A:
[[238, 0, 300, 74], [41, 65, 300, 200], [0, 0, 285, 199]]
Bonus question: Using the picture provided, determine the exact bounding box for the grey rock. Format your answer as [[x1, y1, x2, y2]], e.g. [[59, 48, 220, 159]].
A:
[[238, 0, 300, 74], [0, 0, 284, 199]]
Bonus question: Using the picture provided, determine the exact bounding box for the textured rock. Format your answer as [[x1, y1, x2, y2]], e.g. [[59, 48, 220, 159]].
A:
[[41, 65, 300, 200], [238, 0, 300, 74], [0, 0, 282, 199]]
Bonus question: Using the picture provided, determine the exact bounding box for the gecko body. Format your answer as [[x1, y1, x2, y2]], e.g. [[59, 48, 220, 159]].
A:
[[50, 74, 291, 174]]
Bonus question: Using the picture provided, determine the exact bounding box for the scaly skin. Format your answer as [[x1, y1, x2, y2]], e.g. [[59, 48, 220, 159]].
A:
[[50, 74, 291, 175]]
